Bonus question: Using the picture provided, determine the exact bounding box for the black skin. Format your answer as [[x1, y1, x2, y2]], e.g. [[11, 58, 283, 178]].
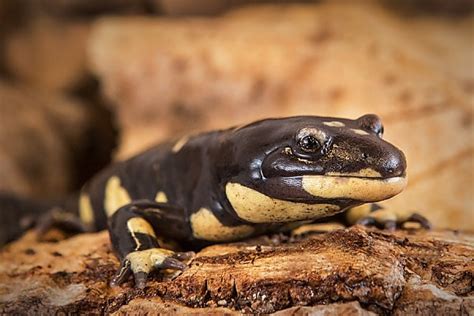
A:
[[0, 114, 430, 288], [83, 114, 406, 235]]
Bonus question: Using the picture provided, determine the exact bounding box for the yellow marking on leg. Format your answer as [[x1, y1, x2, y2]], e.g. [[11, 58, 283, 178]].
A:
[[351, 129, 369, 135], [225, 183, 341, 223], [127, 217, 157, 251], [155, 191, 168, 203], [370, 209, 398, 222], [104, 176, 132, 217], [172, 136, 189, 153], [372, 208, 413, 223], [323, 121, 345, 127], [126, 248, 175, 273], [302, 175, 407, 202], [278, 220, 314, 233], [127, 217, 156, 236], [79, 193, 94, 226], [190, 208, 254, 241], [327, 168, 382, 178], [346, 204, 372, 225]]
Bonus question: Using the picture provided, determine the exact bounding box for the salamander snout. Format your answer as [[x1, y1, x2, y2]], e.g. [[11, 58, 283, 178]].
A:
[[373, 146, 407, 178]]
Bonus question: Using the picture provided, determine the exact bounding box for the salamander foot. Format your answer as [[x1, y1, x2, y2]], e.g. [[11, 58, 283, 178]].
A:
[[110, 248, 194, 289]]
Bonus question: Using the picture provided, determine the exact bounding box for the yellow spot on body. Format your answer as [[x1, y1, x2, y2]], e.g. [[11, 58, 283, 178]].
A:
[[323, 121, 346, 127], [351, 129, 369, 135], [346, 204, 372, 224], [302, 175, 407, 202], [327, 168, 382, 178], [79, 193, 94, 226], [225, 183, 341, 223], [323, 121, 345, 127], [155, 191, 168, 203], [190, 208, 254, 241], [104, 176, 131, 217], [127, 217, 156, 237], [172, 136, 189, 153], [126, 248, 175, 273]]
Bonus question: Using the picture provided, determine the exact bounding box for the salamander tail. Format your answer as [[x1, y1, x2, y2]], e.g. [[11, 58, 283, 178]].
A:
[[0, 191, 79, 246]]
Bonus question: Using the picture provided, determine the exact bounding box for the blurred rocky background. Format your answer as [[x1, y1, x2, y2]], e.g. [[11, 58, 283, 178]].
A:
[[0, 0, 473, 229]]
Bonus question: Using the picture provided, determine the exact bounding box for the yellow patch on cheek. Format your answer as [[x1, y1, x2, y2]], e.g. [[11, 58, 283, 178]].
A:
[[155, 191, 168, 203], [302, 175, 407, 202], [225, 183, 341, 223], [79, 193, 94, 226], [190, 208, 254, 242], [104, 176, 132, 216]]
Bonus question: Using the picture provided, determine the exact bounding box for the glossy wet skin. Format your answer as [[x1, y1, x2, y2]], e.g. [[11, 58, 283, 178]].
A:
[[50, 113, 425, 289], [217, 114, 407, 213]]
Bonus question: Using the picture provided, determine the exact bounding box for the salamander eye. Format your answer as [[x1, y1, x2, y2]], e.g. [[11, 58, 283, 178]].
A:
[[377, 125, 384, 137], [298, 135, 321, 153], [357, 114, 384, 138]]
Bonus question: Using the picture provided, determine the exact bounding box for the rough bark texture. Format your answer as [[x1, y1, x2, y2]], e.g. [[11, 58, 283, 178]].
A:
[[0, 226, 472, 315]]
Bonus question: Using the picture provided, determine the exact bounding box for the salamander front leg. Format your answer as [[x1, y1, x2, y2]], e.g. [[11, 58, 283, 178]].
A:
[[346, 204, 431, 230], [108, 201, 194, 288]]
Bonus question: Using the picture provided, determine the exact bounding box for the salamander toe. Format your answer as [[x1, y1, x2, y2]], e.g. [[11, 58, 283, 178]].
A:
[[110, 248, 194, 288]]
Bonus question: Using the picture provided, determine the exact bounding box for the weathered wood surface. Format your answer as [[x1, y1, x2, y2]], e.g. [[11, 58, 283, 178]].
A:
[[0, 226, 472, 315]]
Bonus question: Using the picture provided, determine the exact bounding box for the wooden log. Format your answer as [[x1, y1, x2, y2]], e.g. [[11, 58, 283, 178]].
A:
[[0, 226, 472, 314]]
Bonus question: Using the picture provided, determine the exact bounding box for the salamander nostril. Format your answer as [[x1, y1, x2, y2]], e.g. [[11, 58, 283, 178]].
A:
[[361, 153, 369, 159]]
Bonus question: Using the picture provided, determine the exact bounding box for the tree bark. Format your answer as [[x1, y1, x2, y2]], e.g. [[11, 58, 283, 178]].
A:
[[0, 226, 472, 315]]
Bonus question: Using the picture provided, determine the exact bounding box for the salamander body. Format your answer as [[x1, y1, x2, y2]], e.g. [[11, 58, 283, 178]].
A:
[[3, 114, 431, 288]]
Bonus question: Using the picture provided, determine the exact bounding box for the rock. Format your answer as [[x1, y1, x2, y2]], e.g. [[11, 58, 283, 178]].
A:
[[0, 81, 87, 197], [0, 227, 472, 314], [0, 81, 114, 198], [4, 16, 91, 93], [88, 1, 474, 230]]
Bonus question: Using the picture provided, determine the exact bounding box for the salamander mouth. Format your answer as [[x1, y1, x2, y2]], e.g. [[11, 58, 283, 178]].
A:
[[321, 173, 406, 179], [300, 174, 407, 202]]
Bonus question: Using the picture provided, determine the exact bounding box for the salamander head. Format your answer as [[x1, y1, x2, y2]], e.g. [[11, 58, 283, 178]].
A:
[[217, 115, 407, 223]]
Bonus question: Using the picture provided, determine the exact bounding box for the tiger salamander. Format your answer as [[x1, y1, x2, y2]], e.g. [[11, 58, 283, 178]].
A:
[[4, 114, 431, 288]]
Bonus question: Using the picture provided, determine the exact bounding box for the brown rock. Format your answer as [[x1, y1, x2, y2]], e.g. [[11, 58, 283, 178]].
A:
[[0, 81, 88, 197], [0, 227, 472, 314], [4, 16, 91, 92], [0, 81, 114, 198], [88, 1, 474, 230]]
